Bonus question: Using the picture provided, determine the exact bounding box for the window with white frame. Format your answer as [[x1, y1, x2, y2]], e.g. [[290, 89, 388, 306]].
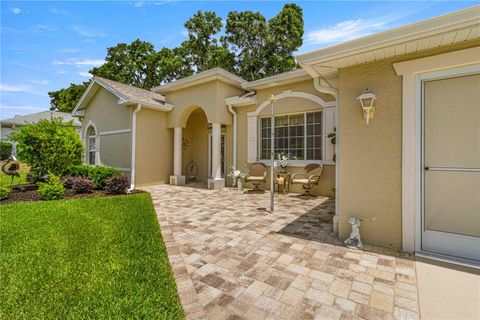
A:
[[86, 126, 98, 165], [260, 111, 322, 161]]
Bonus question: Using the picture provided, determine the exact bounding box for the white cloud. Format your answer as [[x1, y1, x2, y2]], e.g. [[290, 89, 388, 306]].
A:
[[305, 12, 414, 46], [32, 80, 49, 85], [78, 71, 92, 78], [133, 1, 145, 7], [58, 48, 80, 53], [305, 19, 387, 45], [50, 8, 69, 15], [56, 70, 67, 74], [181, 30, 189, 37], [34, 24, 59, 33], [0, 84, 47, 96], [53, 58, 105, 67], [0, 84, 31, 92], [11, 7, 21, 15], [73, 26, 106, 37], [1, 105, 45, 110]]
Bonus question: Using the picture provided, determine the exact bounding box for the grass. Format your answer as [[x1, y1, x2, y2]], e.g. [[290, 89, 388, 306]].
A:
[[0, 161, 29, 186], [0, 193, 184, 319]]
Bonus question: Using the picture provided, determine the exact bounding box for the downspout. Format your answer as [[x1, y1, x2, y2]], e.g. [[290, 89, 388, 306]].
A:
[[227, 104, 237, 169], [129, 104, 142, 191], [313, 77, 340, 235]]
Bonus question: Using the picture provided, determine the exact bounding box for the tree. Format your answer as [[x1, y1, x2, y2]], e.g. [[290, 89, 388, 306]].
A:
[[48, 82, 89, 113], [223, 10, 268, 80], [223, 3, 303, 80], [90, 39, 160, 89], [10, 117, 83, 176], [181, 11, 235, 73], [264, 3, 303, 77]]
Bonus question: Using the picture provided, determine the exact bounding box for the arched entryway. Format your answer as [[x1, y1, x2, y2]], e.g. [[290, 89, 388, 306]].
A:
[[170, 106, 227, 189], [182, 108, 209, 185]]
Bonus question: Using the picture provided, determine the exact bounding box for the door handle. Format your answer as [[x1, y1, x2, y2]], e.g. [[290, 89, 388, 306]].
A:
[[424, 167, 480, 172]]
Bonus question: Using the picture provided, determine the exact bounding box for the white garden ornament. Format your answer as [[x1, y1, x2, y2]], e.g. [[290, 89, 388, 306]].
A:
[[344, 217, 363, 249]]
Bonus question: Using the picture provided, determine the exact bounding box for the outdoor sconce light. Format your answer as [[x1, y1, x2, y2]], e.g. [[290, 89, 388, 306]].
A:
[[357, 89, 377, 125]]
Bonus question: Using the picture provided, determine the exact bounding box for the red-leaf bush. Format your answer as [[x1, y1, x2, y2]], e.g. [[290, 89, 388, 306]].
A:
[[62, 176, 76, 189], [105, 175, 129, 195], [71, 177, 94, 194]]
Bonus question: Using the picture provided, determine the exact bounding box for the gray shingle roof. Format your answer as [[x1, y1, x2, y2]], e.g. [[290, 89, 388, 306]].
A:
[[94, 76, 166, 107], [0, 110, 81, 127]]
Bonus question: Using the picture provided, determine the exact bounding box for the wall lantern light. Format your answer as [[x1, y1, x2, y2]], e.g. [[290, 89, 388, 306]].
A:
[[357, 89, 377, 125]]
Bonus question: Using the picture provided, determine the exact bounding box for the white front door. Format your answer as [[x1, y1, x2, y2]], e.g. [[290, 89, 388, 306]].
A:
[[208, 133, 226, 178], [421, 73, 480, 262]]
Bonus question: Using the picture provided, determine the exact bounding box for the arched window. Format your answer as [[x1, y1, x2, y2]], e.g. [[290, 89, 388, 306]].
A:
[[86, 126, 98, 165]]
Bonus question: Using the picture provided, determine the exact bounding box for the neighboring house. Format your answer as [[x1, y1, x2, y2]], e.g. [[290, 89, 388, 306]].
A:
[[73, 6, 480, 263], [0, 110, 81, 155]]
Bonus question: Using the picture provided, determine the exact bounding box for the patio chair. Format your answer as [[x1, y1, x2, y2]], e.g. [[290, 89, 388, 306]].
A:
[[290, 163, 323, 196], [245, 162, 267, 192]]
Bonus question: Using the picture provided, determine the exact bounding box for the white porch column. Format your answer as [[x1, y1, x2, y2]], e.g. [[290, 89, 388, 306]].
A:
[[208, 122, 225, 189], [170, 126, 185, 185]]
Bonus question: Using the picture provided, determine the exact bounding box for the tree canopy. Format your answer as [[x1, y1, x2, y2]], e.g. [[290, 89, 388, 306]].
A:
[[49, 3, 304, 112]]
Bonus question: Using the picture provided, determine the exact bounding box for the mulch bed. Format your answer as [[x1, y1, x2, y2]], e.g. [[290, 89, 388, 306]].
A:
[[1, 185, 145, 205]]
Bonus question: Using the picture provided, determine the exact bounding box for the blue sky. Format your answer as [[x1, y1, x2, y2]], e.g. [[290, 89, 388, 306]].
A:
[[0, 1, 476, 119]]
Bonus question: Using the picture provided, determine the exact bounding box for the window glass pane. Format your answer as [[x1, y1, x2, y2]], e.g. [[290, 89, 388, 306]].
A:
[[89, 151, 96, 165], [88, 137, 96, 151], [306, 111, 322, 160], [259, 111, 322, 160]]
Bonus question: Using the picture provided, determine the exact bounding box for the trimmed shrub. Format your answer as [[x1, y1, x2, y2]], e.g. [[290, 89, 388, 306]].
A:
[[0, 186, 10, 200], [105, 175, 129, 195], [0, 141, 13, 160], [10, 117, 83, 176], [71, 177, 94, 194], [89, 166, 119, 189], [69, 164, 91, 178], [37, 173, 65, 200], [62, 176, 74, 189]]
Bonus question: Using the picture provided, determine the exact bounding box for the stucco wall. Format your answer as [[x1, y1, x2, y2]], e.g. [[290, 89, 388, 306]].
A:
[[235, 78, 336, 197], [337, 41, 480, 250], [135, 108, 173, 187], [165, 80, 244, 128], [82, 88, 132, 177]]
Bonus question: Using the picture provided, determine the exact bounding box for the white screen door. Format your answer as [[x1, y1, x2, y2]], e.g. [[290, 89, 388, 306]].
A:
[[422, 73, 480, 262]]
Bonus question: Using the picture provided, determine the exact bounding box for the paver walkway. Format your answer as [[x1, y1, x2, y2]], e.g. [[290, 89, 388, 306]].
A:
[[143, 185, 419, 320]]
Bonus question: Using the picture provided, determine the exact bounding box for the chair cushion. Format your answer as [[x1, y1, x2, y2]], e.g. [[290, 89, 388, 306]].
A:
[[292, 178, 309, 184], [246, 176, 265, 182]]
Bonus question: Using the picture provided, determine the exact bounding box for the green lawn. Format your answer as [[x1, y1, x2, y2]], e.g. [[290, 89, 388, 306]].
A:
[[0, 193, 184, 319], [0, 161, 28, 186]]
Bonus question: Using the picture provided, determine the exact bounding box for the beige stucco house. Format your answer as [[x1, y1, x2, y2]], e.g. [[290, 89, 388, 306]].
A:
[[73, 6, 480, 264]]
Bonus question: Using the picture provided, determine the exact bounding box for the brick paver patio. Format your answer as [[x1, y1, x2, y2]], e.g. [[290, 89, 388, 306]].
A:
[[143, 185, 419, 320]]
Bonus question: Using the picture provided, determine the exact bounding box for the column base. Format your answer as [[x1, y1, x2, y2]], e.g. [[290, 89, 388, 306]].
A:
[[333, 215, 339, 235], [208, 178, 225, 190], [170, 175, 185, 186]]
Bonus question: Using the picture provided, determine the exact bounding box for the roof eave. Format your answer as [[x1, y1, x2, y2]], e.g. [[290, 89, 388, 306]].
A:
[[152, 68, 247, 93], [241, 69, 313, 90]]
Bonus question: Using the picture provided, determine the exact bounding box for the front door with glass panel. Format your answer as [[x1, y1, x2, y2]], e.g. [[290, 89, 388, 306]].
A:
[[208, 133, 226, 178], [422, 73, 480, 262]]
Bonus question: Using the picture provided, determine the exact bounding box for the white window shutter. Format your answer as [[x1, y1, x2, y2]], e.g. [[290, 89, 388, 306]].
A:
[[247, 115, 258, 163], [324, 108, 335, 162]]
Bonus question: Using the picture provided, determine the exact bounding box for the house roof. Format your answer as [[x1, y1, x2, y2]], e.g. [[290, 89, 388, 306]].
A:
[[297, 6, 480, 77], [0, 110, 81, 127], [73, 76, 172, 116], [152, 67, 247, 93]]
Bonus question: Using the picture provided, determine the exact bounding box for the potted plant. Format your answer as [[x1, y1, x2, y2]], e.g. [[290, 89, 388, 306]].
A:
[[275, 153, 289, 173], [228, 165, 248, 191]]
